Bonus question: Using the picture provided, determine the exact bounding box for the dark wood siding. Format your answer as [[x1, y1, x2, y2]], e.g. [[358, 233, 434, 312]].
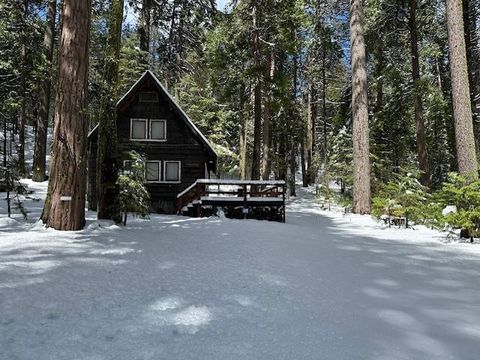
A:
[[88, 74, 214, 214]]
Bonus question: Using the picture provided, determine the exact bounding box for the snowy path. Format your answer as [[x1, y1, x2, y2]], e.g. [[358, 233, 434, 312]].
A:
[[1, 185, 480, 359]]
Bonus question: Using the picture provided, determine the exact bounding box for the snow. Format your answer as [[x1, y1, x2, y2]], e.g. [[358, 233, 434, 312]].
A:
[[442, 205, 457, 216], [1, 182, 480, 359]]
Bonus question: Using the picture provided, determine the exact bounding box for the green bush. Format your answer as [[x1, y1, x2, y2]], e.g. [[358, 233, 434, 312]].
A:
[[432, 173, 480, 240], [372, 171, 429, 227], [116, 151, 150, 225]]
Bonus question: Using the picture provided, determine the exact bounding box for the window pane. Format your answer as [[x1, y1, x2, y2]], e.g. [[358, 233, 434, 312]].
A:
[[165, 162, 180, 182], [146, 162, 160, 182], [131, 120, 146, 139], [150, 120, 165, 140]]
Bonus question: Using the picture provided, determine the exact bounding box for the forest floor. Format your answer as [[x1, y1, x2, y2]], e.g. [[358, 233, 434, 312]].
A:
[[1, 181, 480, 359]]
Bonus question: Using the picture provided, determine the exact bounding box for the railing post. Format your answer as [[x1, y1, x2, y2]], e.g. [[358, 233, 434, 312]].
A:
[[243, 184, 247, 219]]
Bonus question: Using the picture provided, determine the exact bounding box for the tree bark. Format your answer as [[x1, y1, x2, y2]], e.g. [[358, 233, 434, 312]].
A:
[[138, 0, 151, 63], [350, 0, 371, 214], [250, 2, 262, 180], [309, 83, 317, 183], [261, 51, 275, 180], [409, 0, 430, 185], [96, 0, 124, 220], [322, 49, 328, 165], [41, 0, 92, 230], [463, 0, 480, 160], [33, 0, 56, 182], [446, 0, 478, 180], [17, 0, 28, 176]]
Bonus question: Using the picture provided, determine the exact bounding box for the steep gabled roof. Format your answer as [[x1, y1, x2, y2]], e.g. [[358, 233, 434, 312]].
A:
[[88, 70, 217, 162], [118, 70, 217, 159]]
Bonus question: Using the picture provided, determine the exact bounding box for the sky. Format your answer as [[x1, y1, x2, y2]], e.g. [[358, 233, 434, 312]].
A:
[[216, 0, 230, 10]]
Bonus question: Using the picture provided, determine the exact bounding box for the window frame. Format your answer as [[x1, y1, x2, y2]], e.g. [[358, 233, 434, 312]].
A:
[[163, 160, 181, 183], [130, 118, 148, 140], [130, 119, 167, 142], [149, 119, 167, 141], [145, 160, 162, 183]]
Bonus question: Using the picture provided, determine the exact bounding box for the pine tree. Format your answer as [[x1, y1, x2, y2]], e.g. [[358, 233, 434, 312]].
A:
[[32, 0, 56, 182], [96, 0, 124, 221], [446, 0, 478, 180], [41, 0, 92, 230], [350, 0, 371, 214]]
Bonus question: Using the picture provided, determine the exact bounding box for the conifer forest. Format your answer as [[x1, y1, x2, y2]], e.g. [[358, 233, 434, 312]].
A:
[[2, 1, 480, 359], [2, 0, 480, 232]]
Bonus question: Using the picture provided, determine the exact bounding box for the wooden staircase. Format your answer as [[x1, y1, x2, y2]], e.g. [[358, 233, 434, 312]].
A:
[[176, 179, 286, 222]]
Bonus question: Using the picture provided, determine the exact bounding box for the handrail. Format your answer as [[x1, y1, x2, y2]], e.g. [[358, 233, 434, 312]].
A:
[[176, 179, 286, 218]]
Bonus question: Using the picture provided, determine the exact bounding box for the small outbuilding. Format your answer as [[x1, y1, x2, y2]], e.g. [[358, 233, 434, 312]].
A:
[[88, 70, 217, 214]]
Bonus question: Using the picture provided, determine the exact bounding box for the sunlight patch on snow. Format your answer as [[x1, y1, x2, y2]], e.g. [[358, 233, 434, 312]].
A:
[[259, 273, 288, 287], [173, 306, 212, 328], [151, 297, 183, 311], [377, 309, 418, 328], [146, 299, 213, 334]]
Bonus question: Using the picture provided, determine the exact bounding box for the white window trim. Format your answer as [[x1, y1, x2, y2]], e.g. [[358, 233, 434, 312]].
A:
[[162, 161, 182, 183], [149, 119, 167, 141], [130, 118, 167, 142], [130, 118, 148, 140], [145, 160, 162, 183]]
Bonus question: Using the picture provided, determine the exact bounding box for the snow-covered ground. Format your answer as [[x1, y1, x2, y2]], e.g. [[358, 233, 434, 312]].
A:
[[1, 182, 480, 359]]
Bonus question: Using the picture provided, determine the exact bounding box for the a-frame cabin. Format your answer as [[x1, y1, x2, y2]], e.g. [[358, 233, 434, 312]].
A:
[[88, 70, 217, 214]]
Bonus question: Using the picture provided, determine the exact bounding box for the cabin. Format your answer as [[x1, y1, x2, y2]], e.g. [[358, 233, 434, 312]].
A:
[[87, 70, 217, 214]]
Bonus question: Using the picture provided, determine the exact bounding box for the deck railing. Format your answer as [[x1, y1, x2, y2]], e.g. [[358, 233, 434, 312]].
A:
[[176, 179, 286, 222]]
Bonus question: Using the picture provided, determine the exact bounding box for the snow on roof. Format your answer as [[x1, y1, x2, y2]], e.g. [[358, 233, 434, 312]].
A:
[[87, 124, 99, 139]]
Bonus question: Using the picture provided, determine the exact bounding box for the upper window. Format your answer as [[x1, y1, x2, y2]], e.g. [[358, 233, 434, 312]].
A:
[[130, 119, 166, 141], [150, 120, 166, 140], [131, 119, 147, 140], [139, 92, 159, 103]]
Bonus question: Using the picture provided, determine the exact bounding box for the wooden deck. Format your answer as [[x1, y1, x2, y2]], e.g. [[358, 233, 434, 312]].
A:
[[176, 179, 286, 222]]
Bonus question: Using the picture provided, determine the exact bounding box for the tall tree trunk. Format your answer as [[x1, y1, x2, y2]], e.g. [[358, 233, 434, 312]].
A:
[[309, 83, 317, 183], [17, 0, 28, 176], [446, 0, 479, 180], [289, 54, 298, 196], [374, 39, 384, 115], [409, 0, 430, 185], [33, 0, 56, 182], [96, 0, 124, 220], [301, 139, 308, 186], [322, 49, 328, 165], [261, 51, 275, 180], [240, 119, 248, 180], [138, 0, 151, 64], [350, 0, 371, 214], [250, 3, 262, 180], [463, 0, 480, 160], [41, 0, 92, 230]]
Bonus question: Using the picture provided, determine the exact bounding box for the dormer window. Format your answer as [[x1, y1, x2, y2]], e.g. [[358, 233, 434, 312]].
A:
[[139, 91, 158, 103], [130, 119, 166, 141]]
